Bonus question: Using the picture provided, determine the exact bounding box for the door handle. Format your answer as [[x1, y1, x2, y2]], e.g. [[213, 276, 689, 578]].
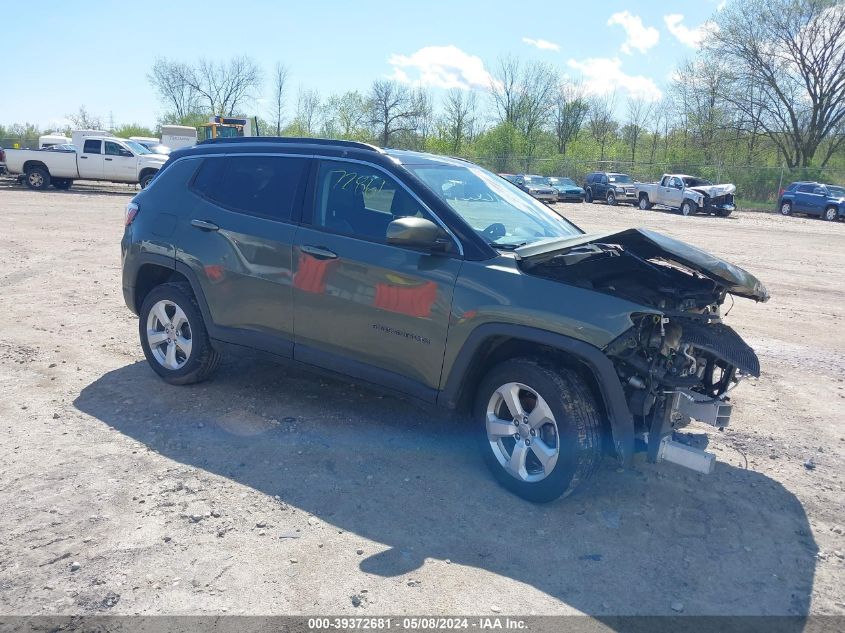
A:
[[80, 156, 88, 159], [105, 158, 113, 161], [300, 245, 338, 260], [190, 219, 219, 231]]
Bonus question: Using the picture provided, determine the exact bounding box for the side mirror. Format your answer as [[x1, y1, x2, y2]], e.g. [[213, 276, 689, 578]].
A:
[[387, 217, 450, 252], [119, 150, 133, 158]]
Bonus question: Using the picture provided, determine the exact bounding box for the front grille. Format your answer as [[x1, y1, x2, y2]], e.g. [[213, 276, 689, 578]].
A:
[[679, 319, 760, 376]]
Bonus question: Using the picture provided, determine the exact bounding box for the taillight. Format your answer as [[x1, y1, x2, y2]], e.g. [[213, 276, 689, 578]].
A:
[[125, 201, 139, 226], [778, 188, 785, 197], [0, 148, 5, 162]]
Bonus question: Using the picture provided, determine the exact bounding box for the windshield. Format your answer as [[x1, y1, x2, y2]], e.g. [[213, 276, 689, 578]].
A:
[[523, 175, 550, 186], [683, 176, 713, 187], [549, 177, 576, 186], [123, 140, 151, 155], [608, 174, 633, 184], [408, 164, 581, 248]]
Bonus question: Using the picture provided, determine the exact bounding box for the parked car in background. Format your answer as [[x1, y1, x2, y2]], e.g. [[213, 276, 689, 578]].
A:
[[513, 174, 558, 202], [548, 177, 585, 202], [778, 182, 844, 221], [636, 174, 736, 217], [0, 148, 6, 175], [4, 136, 167, 190], [43, 143, 76, 152], [498, 173, 517, 183], [583, 172, 637, 205]]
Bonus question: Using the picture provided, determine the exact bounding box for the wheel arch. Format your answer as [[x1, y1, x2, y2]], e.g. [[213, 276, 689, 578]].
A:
[[23, 160, 49, 175], [438, 323, 634, 466]]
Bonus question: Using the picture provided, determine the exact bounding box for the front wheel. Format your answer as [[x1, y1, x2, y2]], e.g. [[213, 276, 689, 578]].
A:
[[606, 190, 617, 206], [139, 172, 155, 189], [475, 358, 603, 503], [823, 206, 838, 221], [585, 188, 593, 203], [139, 282, 222, 385], [680, 200, 696, 216], [716, 208, 732, 218]]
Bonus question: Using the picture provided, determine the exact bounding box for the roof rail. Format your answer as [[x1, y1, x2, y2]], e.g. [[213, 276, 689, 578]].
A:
[[197, 136, 384, 153]]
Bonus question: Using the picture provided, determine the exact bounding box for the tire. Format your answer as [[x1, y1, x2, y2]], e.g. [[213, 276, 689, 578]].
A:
[[680, 200, 696, 216], [638, 195, 652, 210], [25, 166, 50, 190], [475, 358, 603, 503], [585, 188, 593, 203], [52, 178, 73, 190], [138, 282, 222, 385], [822, 206, 838, 221], [140, 172, 155, 189], [716, 208, 732, 218], [606, 190, 617, 206], [780, 201, 792, 216]]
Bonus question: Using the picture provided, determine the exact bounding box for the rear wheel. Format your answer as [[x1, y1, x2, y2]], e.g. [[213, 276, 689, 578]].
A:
[[25, 166, 50, 190], [823, 206, 838, 221], [780, 201, 792, 216], [138, 282, 222, 385], [475, 358, 603, 503], [52, 178, 73, 190], [606, 190, 617, 206], [638, 195, 652, 210], [680, 200, 696, 216], [585, 188, 593, 203]]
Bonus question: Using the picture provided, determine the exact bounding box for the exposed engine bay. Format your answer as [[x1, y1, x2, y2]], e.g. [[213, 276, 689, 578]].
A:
[[516, 228, 769, 472]]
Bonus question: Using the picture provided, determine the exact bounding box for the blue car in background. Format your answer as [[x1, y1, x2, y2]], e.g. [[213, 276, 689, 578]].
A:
[[548, 176, 585, 202], [778, 181, 844, 221]]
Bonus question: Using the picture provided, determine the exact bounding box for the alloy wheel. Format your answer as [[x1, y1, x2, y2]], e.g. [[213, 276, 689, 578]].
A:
[[485, 382, 559, 483], [146, 300, 192, 370]]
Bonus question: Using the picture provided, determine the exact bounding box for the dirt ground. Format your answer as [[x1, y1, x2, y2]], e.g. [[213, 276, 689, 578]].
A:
[[0, 179, 843, 620]]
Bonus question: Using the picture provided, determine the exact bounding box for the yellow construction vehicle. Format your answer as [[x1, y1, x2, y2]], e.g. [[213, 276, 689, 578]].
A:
[[197, 116, 256, 142]]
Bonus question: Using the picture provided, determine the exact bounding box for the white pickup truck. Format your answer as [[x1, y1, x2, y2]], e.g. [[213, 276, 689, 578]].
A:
[[635, 174, 736, 217], [4, 137, 167, 191]]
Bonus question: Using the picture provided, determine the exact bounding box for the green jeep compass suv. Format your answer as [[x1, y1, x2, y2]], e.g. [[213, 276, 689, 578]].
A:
[[121, 137, 769, 502]]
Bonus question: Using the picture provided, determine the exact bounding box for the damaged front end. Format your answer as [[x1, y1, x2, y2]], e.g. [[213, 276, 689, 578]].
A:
[[516, 229, 769, 473]]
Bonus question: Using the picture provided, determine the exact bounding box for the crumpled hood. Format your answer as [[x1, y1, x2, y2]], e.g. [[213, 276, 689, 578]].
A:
[[515, 228, 770, 302], [689, 183, 736, 198]]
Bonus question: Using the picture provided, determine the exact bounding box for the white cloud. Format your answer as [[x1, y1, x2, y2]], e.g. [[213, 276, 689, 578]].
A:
[[522, 37, 561, 52], [664, 14, 717, 48], [566, 57, 663, 101], [717, 0, 727, 11], [387, 45, 497, 91], [607, 11, 660, 54]]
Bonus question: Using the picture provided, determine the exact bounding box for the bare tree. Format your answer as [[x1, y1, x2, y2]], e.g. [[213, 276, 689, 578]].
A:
[[553, 80, 588, 155], [368, 80, 420, 147], [442, 89, 477, 153], [181, 56, 262, 116], [707, 0, 845, 166], [269, 63, 289, 136], [291, 87, 322, 137], [623, 96, 654, 162], [68, 105, 103, 130], [587, 93, 618, 161], [490, 55, 522, 126], [148, 58, 198, 119]]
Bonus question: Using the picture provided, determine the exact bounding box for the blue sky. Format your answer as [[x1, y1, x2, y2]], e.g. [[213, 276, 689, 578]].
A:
[[0, 0, 724, 129]]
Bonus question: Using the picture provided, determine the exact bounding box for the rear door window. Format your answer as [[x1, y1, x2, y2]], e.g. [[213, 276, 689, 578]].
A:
[[796, 184, 816, 193], [82, 139, 102, 154], [191, 155, 308, 222]]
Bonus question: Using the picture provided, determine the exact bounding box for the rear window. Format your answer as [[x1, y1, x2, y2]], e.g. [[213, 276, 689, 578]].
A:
[[191, 155, 308, 222]]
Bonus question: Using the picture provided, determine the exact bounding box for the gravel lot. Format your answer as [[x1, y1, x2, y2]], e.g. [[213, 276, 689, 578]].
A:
[[0, 180, 843, 619]]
